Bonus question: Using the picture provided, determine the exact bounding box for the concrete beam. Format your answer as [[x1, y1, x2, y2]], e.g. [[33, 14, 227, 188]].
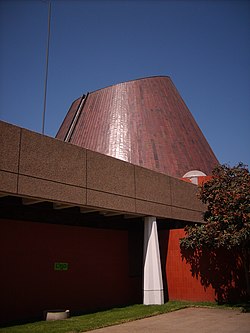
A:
[[53, 203, 75, 210], [22, 198, 44, 205]]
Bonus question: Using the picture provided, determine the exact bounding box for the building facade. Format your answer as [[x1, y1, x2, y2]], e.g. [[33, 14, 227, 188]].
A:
[[0, 77, 244, 325]]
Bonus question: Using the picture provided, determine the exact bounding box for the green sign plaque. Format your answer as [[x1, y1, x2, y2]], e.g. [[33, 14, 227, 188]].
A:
[[54, 262, 69, 271]]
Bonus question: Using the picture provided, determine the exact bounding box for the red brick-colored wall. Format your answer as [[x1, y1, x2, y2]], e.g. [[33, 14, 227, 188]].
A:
[[2, 218, 246, 325], [197, 175, 213, 185], [0, 219, 141, 325], [164, 229, 215, 302], [163, 229, 246, 303]]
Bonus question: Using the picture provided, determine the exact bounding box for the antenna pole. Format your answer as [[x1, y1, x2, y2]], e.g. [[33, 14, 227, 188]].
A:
[[42, 1, 51, 135]]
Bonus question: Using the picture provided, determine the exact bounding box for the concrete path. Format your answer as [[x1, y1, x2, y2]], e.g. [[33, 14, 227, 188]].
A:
[[87, 307, 250, 333]]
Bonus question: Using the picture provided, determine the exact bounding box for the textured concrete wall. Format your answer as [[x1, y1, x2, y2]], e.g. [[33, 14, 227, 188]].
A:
[[0, 120, 205, 222], [0, 121, 20, 194]]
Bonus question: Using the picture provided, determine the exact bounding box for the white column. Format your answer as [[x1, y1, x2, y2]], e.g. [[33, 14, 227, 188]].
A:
[[143, 216, 164, 305]]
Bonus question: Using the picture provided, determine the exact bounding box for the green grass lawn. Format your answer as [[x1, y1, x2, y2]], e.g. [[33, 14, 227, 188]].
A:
[[0, 301, 247, 333]]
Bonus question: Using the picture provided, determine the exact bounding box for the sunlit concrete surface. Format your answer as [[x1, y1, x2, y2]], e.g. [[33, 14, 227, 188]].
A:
[[143, 216, 164, 305], [87, 307, 250, 333]]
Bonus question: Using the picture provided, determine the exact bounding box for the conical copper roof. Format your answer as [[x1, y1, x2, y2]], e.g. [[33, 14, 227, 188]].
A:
[[56, 76, 218, 178]]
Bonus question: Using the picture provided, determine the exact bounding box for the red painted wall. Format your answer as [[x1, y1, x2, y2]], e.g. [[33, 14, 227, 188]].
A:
[[0, 219, 141, 325], [1, 218, 246, 325], [164, 229, 215, 302], [162, 229, 246, 303]]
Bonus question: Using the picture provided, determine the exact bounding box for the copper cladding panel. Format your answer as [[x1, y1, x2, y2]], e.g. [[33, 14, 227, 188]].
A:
[[56, 76, 218, 178]]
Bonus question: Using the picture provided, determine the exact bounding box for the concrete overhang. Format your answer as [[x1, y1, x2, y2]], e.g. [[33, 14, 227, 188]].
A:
[[0, 121, 205, 223]]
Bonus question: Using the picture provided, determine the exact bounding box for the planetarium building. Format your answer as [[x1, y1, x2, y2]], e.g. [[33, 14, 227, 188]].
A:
[[57, 76, 217, 177], [2, 76, 239, 325]]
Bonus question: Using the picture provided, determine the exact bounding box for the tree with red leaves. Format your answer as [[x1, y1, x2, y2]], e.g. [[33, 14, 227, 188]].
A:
[[180, 163, 250, 299]]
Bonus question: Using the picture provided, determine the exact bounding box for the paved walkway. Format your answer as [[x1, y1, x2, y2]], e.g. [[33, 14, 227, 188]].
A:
[[87, 307, 250, 333]]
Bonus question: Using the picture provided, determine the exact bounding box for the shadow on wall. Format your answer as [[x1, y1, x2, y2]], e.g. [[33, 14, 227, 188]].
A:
[[158, 229, 170, 302], [180, 247, 247, 303]]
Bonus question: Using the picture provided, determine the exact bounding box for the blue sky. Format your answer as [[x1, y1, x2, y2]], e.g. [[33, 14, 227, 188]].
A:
[[0, 0, 249, 167]]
